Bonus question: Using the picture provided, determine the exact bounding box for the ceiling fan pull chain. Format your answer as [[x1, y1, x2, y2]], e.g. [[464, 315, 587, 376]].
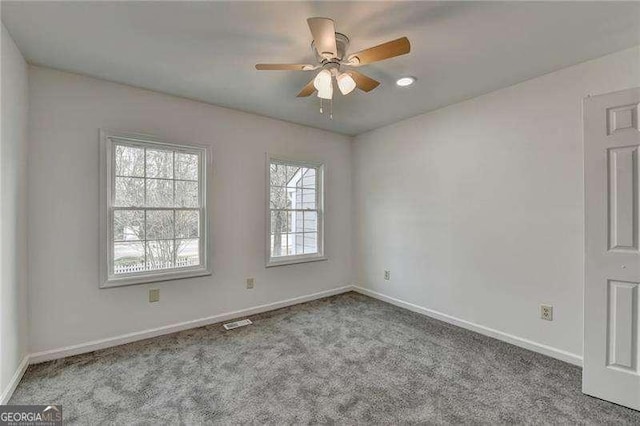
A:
[[330, 98, 333, 120], [320, 98, 323, 114]]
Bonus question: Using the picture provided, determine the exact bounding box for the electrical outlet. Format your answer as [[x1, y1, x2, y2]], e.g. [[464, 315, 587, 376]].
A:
[[246, 278, 255, 289], [149, 288, 160, 303], [384, 270, 391, 281], [540, 304, 553, 321]]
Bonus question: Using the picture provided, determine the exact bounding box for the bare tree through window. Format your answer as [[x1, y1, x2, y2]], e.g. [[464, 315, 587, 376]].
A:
[[112, 142, 202, 274]]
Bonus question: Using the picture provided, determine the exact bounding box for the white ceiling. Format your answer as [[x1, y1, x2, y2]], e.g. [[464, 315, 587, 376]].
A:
[[2, 1, 639, 136]]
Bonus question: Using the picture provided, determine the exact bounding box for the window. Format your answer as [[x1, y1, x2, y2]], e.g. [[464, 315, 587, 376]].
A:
[[267, 156, 325, 267], [100, 130, 210, 287]]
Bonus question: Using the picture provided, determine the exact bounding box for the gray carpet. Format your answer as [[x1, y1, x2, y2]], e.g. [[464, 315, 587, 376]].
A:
[[10, 292, 640, 424]]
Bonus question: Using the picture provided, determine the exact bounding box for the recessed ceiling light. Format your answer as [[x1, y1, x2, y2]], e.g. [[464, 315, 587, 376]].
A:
[[396, 77, 416, 87]]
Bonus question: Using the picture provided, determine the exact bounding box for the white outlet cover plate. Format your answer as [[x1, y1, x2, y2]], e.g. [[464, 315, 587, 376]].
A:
[[540, 305, 553, 321]]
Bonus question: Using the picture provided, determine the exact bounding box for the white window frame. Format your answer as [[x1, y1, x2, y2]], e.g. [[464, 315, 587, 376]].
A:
[[266, 154, 326, 267], [100, 130, 211, 288]]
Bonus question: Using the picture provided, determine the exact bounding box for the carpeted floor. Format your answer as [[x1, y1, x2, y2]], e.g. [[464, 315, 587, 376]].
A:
[[10, 292, 640, 424]]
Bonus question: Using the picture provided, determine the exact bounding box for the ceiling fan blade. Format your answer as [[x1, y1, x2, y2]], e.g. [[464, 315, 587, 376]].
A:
[[297, 79, 316, 97], [349, 71, 380, 92], [347, 37, 411, 66], [256, 64, 316, 71], [307, 17, 337, 58]]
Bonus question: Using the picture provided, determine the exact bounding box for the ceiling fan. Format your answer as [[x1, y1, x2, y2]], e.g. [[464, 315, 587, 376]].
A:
[[255, 17, 411, 118]]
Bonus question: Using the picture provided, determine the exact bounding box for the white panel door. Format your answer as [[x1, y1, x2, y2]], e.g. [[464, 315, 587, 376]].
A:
[[584, 87, 639, 410]]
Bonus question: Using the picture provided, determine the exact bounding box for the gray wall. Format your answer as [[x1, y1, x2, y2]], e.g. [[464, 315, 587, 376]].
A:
[[26, 66, 352, 354], [352, 46, 640, 362], [0, 23, 29, 400]]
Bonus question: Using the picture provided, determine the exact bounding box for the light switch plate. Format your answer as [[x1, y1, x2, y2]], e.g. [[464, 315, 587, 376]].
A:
[[246, 278, 254, 289]]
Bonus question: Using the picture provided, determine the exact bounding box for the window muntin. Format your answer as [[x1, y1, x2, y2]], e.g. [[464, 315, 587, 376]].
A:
[[102, 131, 209, 287], [268, 157, 324, 266]]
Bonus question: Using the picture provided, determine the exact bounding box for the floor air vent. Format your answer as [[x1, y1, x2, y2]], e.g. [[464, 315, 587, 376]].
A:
[[223, 319, 253, 330]]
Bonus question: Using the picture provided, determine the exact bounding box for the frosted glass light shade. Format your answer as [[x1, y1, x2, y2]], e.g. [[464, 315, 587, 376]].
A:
[[337, 73, 356, 95], [317, 82, 333, 100], [313, 69, 332, 91]]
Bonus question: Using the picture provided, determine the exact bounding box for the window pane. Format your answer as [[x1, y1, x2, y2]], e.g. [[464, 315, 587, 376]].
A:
[[115, 144, 144, 177], [302, 168, 316, 189], [279, 233, 288, 256], [175, 181, 199, 207], [146, 210, 174, 240], [114, 242, 145, 274], [175, 153, 199, 181], [176, 238, 199, 267], [176, 210, 199, 238], [146, 178, 173, 207], [304, 233, 318, 254], [287, 233, 300, 256], [287, 211, 297, 233], [270, 163, 288, 187], [271, 232, 285, 257], [302, 189, 316, 209], [146, 240, 174, 270], [271, 210, 287, 235], [294, 211, 304, 232], [286, 166, 302, 188], [290, 187, 304, 210], [303, 211, 317, 232], [114, 210, 144, 241], [146, 149, 173, 179], [115, 177, 144, 207], [295, 233, 304, 255], [287, 211, 299, 232], [270, 186, 290, 209]]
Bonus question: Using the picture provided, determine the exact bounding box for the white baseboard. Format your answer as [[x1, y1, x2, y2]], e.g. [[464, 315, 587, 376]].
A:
[[1, 355, 30, 404], [30, 285, 353, 364], [352, 286, 583, 367]]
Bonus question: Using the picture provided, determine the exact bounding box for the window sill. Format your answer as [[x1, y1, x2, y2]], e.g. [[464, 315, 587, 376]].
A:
[[101, 267, 212, 288], [266, 255, 328, 268]]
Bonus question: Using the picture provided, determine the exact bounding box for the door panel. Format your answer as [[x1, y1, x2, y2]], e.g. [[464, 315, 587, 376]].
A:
[[584, 88, 640, 411], [607, 280, 638, 372], [608, 146, 639, 251]]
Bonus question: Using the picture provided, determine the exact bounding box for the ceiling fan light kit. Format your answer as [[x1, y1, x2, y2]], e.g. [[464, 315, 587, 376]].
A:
[[256, 17, 411, 118]]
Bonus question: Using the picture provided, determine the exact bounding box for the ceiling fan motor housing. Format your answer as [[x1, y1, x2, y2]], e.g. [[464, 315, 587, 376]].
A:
[[312, 32, 350, 63]]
